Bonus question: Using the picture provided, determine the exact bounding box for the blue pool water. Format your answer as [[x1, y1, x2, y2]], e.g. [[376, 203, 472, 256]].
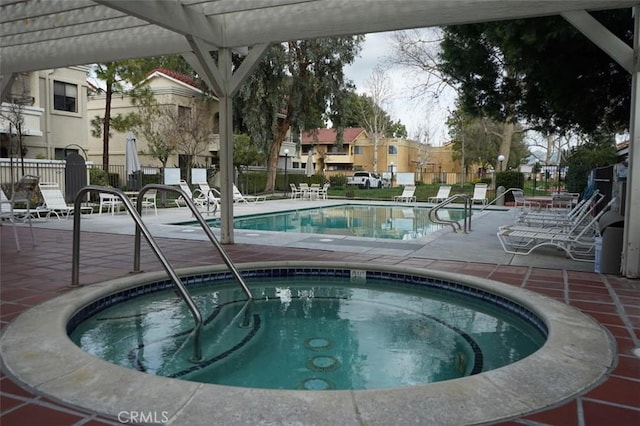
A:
[[177, 204, 467, 240], [69, 271, 545, 391]]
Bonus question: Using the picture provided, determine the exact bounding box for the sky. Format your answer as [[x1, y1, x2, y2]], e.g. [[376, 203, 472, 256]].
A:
[[343, 32, 456, 145]]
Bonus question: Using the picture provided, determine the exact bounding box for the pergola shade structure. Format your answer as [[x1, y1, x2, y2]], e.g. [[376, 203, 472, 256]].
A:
[[1, 0, 639, 277]]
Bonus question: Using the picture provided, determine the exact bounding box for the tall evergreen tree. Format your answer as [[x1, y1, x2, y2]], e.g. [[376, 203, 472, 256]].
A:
[[439, 9, 633, 136], [235, 37, 363, 192]]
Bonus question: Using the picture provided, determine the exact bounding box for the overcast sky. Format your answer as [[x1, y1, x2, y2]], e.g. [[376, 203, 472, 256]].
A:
[[344, 32, 455, 145]]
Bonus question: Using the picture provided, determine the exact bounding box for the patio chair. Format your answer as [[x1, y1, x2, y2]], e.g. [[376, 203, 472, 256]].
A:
[[140, 189, 158, 215], [548, 193, 574, 210], [428, 185, 451, 203], [1, 175, 39, 251], [233, 183, 266, 203], [289, 183, 302, 200], [317, 182, 330, 200], [98, 192, 123, 216], [470, 183, 488, 205], [298, 183, 311, 200], [39, 182, 93, 218], [394, 185, 417, 203], [497, 197, 616, 262], [512, 189, 539, 211]]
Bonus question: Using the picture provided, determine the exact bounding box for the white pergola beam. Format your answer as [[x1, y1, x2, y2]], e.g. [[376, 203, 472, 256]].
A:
[[563, 10, 634, 73], [94, 0, 223, 46]]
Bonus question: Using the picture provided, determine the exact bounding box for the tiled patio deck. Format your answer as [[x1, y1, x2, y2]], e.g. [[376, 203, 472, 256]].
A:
[[1, 224, 639, 425]]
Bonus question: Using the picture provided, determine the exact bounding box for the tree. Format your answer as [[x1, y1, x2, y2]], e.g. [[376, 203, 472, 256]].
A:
[[165, 99, 216, 181], [91, 61, 138, 171], [0, 101, 27, 178], [447, 108, 529, 172], [91, 56, 198, 171], [235, 36, 364, 192], [128, 88, 177, 169], [564, 135, 616, 193], [342, 91, 406, 138], [233, 133, 264, 191], [439, 10, 633, 137], [359, 66, 393, 173]]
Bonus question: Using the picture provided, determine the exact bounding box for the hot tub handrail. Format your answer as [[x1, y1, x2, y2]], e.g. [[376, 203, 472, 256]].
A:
[[72, 186, 203, 361], [132, 184, 253, 300], [429, 194, 472, 233]]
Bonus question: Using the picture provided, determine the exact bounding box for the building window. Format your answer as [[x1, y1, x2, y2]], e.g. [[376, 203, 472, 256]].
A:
[[354, 146, 363, 154], [388, 145, 398, 154], [53, 81, 77, 112]]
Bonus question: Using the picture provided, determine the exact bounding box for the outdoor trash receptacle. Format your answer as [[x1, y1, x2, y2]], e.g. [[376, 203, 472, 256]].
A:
[[596, 211, 624, 274]]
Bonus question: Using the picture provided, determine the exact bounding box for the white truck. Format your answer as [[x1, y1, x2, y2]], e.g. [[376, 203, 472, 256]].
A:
[[346, 171, 385, 189]]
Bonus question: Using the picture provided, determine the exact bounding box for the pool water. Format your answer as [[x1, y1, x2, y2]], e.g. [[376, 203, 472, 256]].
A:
[[70, 276, 545, 391], [180, 204, 467, 240]]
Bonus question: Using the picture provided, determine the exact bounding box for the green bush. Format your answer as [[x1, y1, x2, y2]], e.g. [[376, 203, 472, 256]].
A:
[[495, 171, 524, 202], [89, 167, 110, 187], [329, 174, 347, 188]]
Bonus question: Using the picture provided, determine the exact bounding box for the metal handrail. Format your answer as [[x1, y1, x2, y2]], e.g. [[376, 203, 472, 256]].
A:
[[480, 187, 523, 211], [72, 186, 204, 361], [132, 184, 252, 300], [429, 194, 472, 233]]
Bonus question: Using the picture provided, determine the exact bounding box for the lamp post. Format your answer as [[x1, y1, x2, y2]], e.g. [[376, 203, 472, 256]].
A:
[[284, 149, 289, 194], [498, 154, 505, 172]]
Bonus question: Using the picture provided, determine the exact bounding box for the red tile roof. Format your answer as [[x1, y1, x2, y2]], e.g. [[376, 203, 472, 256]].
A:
[[301, 127, 366, 144], [147, 68, 201, 90]]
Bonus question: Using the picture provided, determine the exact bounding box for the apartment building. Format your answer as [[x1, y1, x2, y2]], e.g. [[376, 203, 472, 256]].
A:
[[87, 68, 219, 170], [300, 127, 457, 180], [1, 67, 91, 160]]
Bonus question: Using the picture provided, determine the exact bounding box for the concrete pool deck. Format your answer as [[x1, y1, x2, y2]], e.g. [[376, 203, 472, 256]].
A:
[[1, 198, 639, 425]]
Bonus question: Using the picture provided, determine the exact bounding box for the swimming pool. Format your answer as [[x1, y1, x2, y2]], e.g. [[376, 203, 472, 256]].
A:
[[1, 262, 614, 425], [176, 204, 467, 240], [68, 272, 545, 390]]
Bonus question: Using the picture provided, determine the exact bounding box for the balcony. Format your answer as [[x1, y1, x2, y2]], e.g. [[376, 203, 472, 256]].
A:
[[322, 153, 353, 164], [207, 134, 220, 152], [0, 103, 44, 136]]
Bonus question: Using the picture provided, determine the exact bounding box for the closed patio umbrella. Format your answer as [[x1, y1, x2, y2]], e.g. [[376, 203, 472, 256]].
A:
[[125, 131, 141, 189], [305, 149, 315, 177]]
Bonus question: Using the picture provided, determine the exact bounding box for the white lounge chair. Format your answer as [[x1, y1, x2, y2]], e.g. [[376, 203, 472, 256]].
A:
[[516, 191, 604, 228], [497, 197, 616, 262], [471, 183, 488, 205], [394, 185, 417, 203], [39, 182, 93, 218], [233, 184, 266, 203], [176, 180, 207, 208], [428, 185, 451, 203], [195, 182, 220, 215]]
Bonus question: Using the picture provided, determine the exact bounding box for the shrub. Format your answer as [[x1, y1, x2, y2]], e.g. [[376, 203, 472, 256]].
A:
[[89, 167, 110, 186], [329, 174, 347, 188], [495, 171, 524, 202]]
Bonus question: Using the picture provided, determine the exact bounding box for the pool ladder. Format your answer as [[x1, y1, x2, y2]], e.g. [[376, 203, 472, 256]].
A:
[[429, 194, 473, 233], [71, 184, 253, 362]]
